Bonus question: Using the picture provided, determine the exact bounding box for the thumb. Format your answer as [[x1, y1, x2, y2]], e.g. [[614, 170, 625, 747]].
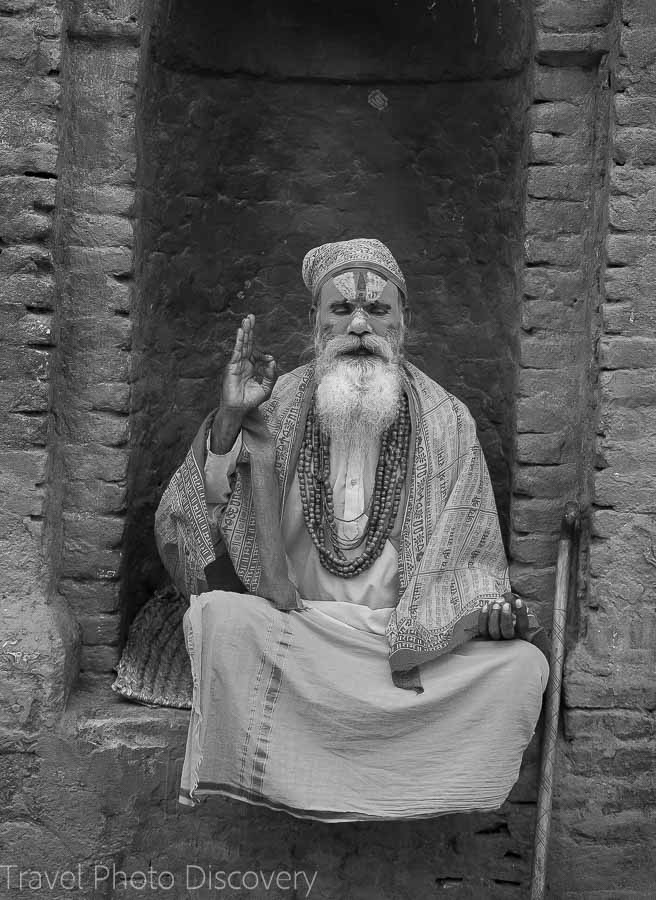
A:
[[513, 598, 531, 639], [261, 356, 277, 391]]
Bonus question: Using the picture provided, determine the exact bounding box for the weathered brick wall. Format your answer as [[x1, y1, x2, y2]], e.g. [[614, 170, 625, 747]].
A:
[[510, 0, 656, 897], [511, 0, 616, 632], [0, 0, 78, 878], [0, 0, 78, 737], [54, 0, 141, 674], [549, 0, 656, 895]]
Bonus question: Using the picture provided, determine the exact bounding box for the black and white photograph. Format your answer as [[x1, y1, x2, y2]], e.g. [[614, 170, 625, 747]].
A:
[[0, 1, 653, 897]]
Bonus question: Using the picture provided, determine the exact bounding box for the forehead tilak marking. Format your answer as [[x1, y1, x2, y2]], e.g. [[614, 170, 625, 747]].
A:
[[331, 270, 389, 302], [356, 271, 367, 302]]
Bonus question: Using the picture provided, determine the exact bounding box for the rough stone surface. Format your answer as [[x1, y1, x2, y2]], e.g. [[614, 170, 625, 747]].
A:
[[51, 1, 139, 658], [507, 3, 656, 895], [155, 0, 531, 83], [581, 0, 656, 793], [0, 0, 79, 748]]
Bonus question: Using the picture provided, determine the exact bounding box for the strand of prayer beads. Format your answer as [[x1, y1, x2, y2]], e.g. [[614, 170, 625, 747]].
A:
[[297, 393, 411, 577]]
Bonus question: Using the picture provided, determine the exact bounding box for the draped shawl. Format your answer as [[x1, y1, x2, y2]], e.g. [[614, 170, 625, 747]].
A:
[[155, 362, 510, 673]]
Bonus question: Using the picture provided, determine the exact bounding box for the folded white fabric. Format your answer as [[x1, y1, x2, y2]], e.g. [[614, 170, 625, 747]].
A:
[[179, 591, 548, 821]]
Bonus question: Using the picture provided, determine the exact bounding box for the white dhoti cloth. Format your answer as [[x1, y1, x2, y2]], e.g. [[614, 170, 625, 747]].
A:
[[179, 590, 549, 821]]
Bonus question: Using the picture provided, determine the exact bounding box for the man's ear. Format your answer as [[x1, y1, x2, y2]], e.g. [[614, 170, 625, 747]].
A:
[[308, 305, 317, 328]]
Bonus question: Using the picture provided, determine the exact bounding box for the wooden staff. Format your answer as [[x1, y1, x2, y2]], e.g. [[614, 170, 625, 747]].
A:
[[530, 501, 581, 900]]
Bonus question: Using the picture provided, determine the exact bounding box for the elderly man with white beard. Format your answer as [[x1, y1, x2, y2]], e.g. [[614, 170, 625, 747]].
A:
[[155, 238, 549, 820]]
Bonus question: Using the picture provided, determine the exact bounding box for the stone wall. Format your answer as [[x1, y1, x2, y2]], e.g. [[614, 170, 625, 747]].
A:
[[511, 0, 615, 631], [0, 0, 78, 738], [54, 0, 141, 674], [551, 0, 656, 895], [506, 0, 656, 896]]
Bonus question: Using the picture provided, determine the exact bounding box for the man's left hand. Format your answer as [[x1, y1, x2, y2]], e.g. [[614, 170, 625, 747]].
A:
[[478, 592, 533, 641]]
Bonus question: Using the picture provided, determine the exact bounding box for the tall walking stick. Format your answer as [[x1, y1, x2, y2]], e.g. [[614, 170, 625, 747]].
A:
[[530, 501, 581, 900]]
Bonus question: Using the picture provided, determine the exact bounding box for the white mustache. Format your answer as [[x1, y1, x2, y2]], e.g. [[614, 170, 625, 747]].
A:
[[320, 333, 395, 363]]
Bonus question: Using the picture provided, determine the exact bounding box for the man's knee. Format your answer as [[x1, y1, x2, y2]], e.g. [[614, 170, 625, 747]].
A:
[[195, 589, 272, 630]]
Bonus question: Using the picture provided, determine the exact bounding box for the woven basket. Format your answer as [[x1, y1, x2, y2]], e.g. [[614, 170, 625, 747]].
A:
[[111, 585, 193, 709]]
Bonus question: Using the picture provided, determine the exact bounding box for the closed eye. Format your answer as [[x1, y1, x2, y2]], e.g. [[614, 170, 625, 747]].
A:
[[329, 302, 354, 315], [367, 304, 390, 316], [328, 302, 391, 316]]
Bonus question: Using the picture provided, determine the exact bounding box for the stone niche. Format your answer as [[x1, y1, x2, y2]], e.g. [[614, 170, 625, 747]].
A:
[[124, 0, 533, 623]]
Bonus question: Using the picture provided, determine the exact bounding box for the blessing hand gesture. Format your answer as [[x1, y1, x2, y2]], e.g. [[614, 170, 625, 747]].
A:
[[221, 314, 277, 415], [210, 314, 277, 454]]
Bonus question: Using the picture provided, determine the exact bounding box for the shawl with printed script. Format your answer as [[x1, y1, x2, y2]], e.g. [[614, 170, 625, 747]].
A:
[[155, 362, 510, 672]]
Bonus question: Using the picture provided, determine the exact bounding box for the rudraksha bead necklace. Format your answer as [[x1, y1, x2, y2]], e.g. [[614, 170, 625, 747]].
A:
[[297, 393, 411, 577]]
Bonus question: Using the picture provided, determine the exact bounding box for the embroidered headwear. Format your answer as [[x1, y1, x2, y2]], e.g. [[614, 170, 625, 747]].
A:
[[302, 238, 407, 304]]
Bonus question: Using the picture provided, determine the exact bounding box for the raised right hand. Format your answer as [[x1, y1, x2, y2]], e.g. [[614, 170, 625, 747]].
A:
[[210, 315, 277, 454], [221, 313, 277, 415]]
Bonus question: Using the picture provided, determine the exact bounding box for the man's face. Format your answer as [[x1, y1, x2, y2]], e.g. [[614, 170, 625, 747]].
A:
[[314, 269, 404, 360], [312, 269, 405, 447]]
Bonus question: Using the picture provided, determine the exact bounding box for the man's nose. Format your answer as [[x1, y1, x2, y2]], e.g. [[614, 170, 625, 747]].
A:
[[348, 310, 372, 335]]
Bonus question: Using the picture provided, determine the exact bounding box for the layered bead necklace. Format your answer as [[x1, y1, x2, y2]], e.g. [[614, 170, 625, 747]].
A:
[[297, 393, 411, 578]]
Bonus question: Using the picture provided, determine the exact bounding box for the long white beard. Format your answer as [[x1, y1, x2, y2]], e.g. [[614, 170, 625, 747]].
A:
[[315, 355, 402, 458]]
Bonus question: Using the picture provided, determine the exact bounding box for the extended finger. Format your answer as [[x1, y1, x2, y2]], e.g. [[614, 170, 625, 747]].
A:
[[500, 601, 515, 639], [514, 598, 531, 639], [230, 325, 245, 364], [478, 602, 490, 638], [488, 602, 501, 640], [242, 315, 254, 360]]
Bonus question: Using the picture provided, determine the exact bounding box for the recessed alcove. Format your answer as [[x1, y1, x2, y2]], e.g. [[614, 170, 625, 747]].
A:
[[124, 0, 533, 624]]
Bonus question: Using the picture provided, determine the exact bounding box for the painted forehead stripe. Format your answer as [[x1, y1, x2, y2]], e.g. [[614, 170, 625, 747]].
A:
[[301, 238, 407, 301], [332, 270, 388, 301]]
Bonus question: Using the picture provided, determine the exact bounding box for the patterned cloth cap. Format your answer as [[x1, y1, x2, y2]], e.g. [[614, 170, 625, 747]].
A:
[[302, 238, 407, 303]]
